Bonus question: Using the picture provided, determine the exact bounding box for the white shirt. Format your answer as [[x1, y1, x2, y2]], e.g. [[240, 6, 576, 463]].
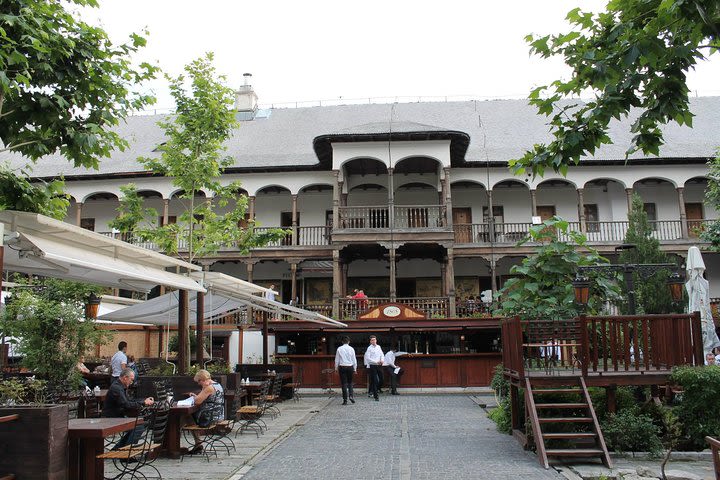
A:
[[364, 344, 384, 367], [110, 350, 127, 377], [335, 344, 357, 370], [384, 351, 397, 368], [265, 290, 276, 302]]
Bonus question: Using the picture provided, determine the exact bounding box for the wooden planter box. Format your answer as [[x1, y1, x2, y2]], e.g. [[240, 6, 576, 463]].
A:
[[0, 404, 68, 480]]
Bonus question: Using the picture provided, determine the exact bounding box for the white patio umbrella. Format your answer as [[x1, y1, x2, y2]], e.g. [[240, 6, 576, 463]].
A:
[[686, 246, 720, 353]]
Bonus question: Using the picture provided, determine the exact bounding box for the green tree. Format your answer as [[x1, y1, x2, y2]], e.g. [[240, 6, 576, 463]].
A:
[[0, 278, 108, 386], [0, 0, 157, 218], [494, 217, 619, 320], [512, 0, 720, 178], [701, 150, 720, 249], [616, 194, 683, 314], [110, 54, 287, 263]]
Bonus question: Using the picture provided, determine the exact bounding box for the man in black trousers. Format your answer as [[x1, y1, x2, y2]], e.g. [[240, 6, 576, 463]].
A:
[[102, 368, 154, 449], [334, 336, 357, 405]]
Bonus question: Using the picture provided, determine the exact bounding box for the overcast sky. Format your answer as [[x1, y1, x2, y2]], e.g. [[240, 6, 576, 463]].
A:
[[82, 0, 720, 110]]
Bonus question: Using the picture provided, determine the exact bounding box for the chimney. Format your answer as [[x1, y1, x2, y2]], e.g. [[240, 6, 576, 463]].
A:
[[234, 73, 258, 112]]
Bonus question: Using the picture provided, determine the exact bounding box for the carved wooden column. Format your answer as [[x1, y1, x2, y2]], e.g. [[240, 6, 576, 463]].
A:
[[625, 188, 633, 213], [577, 188, 586, 233], [332, 249, 341, 319], [75, 202, 83, 226], [333, 170, 340, 229], [490, 256, 498, 296], [387, 167, 395, 229], [444, 167, 452, 228], [530, 189, 537, 217], [389, 246, 397, 301], [196, 290, 205, 365], [446, 247, 456, 317], [290, 261, 298, 303], [178, 290, 189, 374], [440, 263, 447, 296], [291, 193, 298, 245], [487, 189, 495, 240], [677, 187, 688, 238], [248, 195, 256, 221], [162, 198, 170, 226]]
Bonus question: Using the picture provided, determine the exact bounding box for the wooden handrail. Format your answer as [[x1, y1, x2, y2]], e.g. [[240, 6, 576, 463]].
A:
[[706, 436, 720, 480], [0, 414, 19, 423]]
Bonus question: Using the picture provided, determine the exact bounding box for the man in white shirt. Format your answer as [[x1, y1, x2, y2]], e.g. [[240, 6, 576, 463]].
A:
[[334, 336, 357, 405], [110, 341, 128, 383], [384, 347, 400, 395], [265, 284, 276, 302], [363, 335, 384, 401]]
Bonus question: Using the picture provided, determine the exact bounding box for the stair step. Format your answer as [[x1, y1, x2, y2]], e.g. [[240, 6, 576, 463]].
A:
[[532, 388, 581, 394], [535, 403, 588, 409], [546, 448, 605, 457], [538, 417, 593, 423], [542, 432, 597, 439]]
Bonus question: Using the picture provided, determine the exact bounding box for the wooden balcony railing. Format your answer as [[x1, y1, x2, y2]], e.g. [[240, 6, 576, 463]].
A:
[[339, 297, 449, 320], [337, 205, 446, 229], [502, 313, 703, 380]]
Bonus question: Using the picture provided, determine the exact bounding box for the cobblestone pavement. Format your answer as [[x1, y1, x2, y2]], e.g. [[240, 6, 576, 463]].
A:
[[238, 394, 563, 480]]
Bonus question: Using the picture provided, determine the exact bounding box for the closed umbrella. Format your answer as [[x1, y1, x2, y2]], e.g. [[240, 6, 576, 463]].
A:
[[686, 246, 720, 353]]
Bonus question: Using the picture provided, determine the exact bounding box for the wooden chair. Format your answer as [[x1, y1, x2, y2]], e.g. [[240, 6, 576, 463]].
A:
[[264, 376, 283, 419], [236, 380, 270, 437], [284, 367, 303, 402], [97, 406, 161, 480], [181, 388, 232, 461]]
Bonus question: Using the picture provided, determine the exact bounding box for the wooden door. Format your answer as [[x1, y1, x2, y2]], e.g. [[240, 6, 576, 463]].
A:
[[685, 203, 704, 237], [453, 207, 472, 243]]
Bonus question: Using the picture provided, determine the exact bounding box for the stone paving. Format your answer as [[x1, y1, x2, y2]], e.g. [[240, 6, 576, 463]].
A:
[[237, 394, 563, 480], [101, 393, 717, 480]]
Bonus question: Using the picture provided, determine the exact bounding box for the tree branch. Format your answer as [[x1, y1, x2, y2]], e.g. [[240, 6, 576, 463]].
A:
[[0, 140, 38, 153]]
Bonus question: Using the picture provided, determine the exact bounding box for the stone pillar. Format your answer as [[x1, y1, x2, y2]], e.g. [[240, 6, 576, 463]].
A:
[[444, 167, 452, 228], [677, 187, 688, 239], [389, 247, 397, 301], [577, 188, 586, 233], [291, 194, 298, 245], [75, 202, 83, 226], [625, 188, 633, 213], [446, 247, 456, 317], [332, 249, 341, 319], [530, 189, 537, 217]]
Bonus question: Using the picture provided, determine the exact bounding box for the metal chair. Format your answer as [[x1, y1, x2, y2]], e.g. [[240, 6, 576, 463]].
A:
[[321, 368, 336, 396]]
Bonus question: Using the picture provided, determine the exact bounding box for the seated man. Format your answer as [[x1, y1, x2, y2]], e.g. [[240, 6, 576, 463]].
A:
[[102, 368, 154, 449]]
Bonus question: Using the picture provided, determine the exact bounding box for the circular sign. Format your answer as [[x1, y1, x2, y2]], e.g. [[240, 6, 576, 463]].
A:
[[383, 306, 401, 317]]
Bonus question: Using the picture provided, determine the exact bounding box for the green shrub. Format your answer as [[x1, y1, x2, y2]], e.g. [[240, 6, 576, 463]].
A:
[[670, 365, 720, 450], [490, 363, 508, 398], [602, 410, 662, 455], [488, 398, 512, 434], [589, 386, 641, 422]]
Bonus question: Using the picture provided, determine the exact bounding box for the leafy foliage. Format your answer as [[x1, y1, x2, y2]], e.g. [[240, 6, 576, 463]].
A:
[[602, 410, 663, 455], [701, 150, 720, 249], [493, 217, 619, 320], [670, 365, 720, 450], [109, 54, 287, 263], [615, 194, 683, 314], [0, 167, 68, 219], [0, 0, 157, 168], [0, 278, 109, 385], [512, 0, 720, 177], [490, 363, 509, 398], [487, 398, 512, 434]]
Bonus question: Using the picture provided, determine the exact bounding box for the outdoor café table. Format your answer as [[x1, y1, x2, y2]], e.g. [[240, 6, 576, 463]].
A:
[[82, 372, 112, 389], [162, 404, 199, 459], [68, 417, 143, 480]]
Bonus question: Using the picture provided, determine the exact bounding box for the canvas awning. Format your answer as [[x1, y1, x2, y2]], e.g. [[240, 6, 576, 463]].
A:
[[0, 211, 204, 293], [99, 271, 346, 327]]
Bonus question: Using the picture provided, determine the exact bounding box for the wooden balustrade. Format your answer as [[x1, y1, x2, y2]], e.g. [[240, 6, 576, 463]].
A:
[[393, 205, 445, 228], [339, 297, 449, 320], [501, 313, 702, 381], [706, 436, 720, 479]]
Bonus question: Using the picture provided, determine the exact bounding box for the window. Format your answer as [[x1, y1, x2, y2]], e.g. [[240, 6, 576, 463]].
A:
[[584, 204, 599, 232], [80, 218, 95, 231], [643, 203, 657, 230]]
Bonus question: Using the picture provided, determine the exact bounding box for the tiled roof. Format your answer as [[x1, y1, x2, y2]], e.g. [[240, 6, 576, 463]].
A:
[[3, 97, 719, 178]]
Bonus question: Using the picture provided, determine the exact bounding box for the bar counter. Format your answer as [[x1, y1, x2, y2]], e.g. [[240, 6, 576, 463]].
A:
[[277, 353, 502, 387]]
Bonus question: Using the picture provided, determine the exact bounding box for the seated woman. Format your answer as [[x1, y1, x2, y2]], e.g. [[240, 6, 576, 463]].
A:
[[77, 355, 91, 387], [188, 369, 225, 453]]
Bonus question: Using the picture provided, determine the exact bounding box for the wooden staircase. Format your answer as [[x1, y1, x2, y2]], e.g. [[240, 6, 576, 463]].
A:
[[525, 377, 611, 469]]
